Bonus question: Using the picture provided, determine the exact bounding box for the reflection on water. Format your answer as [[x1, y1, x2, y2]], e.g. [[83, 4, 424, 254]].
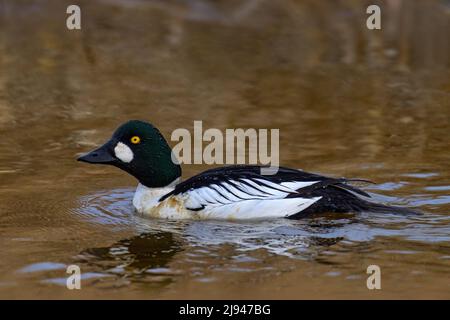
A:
[[77, 232, 182, 288], [0, 0, 449, 298]]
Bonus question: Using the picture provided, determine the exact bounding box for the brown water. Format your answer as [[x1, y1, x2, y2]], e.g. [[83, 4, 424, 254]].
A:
[[0, 0, 449, 299]]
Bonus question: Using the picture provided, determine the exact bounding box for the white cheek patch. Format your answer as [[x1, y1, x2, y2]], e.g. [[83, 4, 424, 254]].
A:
[[114, 142, 134, 163]]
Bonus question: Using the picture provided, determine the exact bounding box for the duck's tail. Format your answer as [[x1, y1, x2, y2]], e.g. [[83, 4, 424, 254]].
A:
[[289, 184, 420, 218], [336, 183, 420, 215], [350, 198, 420, 215]]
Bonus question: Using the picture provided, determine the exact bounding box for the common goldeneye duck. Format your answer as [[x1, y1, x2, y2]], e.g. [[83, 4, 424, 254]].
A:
[[78, 120, 416, 220]]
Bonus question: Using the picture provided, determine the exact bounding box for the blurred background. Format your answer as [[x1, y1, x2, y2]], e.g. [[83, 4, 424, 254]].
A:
[[0, 0, 449, 299]]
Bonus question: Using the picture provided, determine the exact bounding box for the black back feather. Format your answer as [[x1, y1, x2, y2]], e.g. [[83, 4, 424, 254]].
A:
[[159, 165, 370, 201]]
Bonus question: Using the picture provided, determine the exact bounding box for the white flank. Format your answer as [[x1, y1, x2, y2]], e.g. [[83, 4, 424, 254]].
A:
[[114, 142, 134, 163], [132, 178, 322, 220], [181, 193, 322, 219]]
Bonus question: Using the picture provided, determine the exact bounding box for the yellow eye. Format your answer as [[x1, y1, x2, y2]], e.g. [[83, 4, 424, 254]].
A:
[[130, 136, 141, 144]]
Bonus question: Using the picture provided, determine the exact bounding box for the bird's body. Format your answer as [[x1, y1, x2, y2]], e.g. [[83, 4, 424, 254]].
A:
[[78, 120, 417, 220], [133, 165, 413, 220], [131, 167, 323, 220]]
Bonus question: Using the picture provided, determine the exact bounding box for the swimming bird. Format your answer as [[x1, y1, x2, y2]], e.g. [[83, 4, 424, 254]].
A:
[[78, 120, 416, 220]]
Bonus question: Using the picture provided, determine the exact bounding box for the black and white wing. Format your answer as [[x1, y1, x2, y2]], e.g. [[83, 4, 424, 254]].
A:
[[159, 166, 370, 219]]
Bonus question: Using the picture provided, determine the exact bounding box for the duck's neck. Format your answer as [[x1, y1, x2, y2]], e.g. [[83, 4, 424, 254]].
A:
[[133, 157, 181, 188], [137, 177, 180, 193]]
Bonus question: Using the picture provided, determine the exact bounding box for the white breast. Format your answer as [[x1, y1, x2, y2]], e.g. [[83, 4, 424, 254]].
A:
[[132, 182, 196, 219]]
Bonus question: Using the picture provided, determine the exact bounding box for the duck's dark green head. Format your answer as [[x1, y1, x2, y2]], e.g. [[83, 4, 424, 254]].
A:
[[78, 120, 181, 188]]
